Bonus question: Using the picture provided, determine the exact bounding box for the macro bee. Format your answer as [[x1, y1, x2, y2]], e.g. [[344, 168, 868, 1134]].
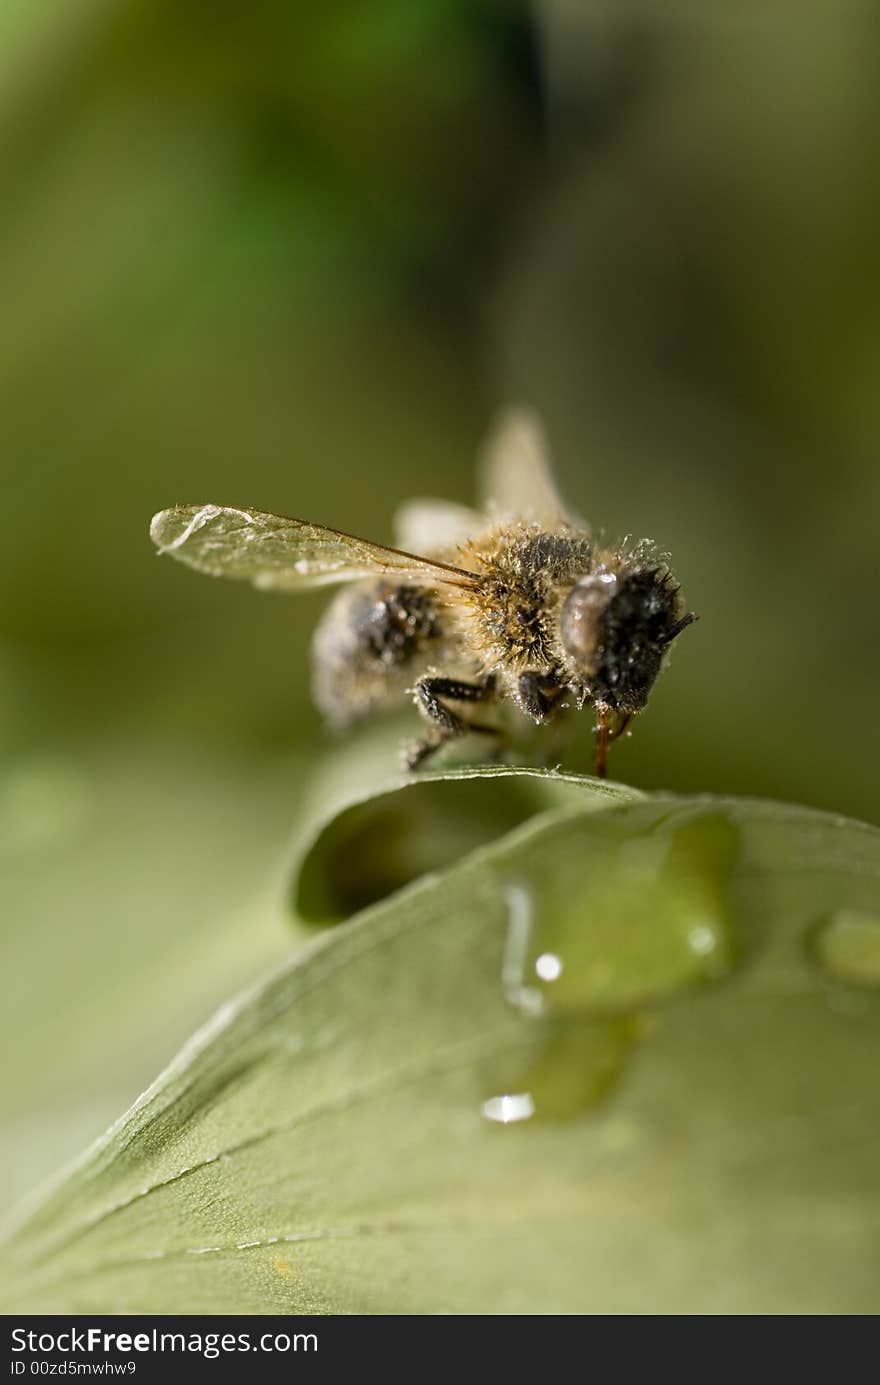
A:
[[150, 411, 696, 777]]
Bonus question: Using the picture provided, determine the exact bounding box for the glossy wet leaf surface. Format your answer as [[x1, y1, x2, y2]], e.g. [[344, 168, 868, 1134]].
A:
[[2, 769, 880, 1314]]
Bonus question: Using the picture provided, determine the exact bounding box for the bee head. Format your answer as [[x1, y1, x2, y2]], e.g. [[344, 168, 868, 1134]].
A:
[[559, 565, 696, 713]]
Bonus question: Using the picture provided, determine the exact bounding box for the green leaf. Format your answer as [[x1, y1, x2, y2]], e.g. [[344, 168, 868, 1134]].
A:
[[291, 760, 639, 924], [0, 740, 305, 1215], [2, 776, 880, 1314]]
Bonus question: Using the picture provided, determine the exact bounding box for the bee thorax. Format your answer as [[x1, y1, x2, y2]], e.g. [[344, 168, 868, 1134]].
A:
[[458, 526, 593, 671]]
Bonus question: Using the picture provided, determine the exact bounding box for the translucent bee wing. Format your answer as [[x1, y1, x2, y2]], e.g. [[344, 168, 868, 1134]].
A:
[[393, 498, 485, 555], [479, 406, 587, 530], [150, 505, 479, 591]]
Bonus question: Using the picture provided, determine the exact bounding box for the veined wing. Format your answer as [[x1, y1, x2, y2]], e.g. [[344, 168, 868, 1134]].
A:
[[393, 497, 485, 555], [479, 406, 587, 530], [150, 505, 480, 592]]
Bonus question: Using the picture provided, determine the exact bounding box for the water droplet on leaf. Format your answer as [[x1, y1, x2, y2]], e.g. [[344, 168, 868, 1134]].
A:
[[481, 1092, 535, 1125], [535, 952, 563, 981], [520, 1017, 637, 1120], [497, 804, 741, 1017], [812, 910, 880, 989]]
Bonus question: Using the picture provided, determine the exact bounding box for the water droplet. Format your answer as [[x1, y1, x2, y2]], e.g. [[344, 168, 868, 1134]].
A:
[[688, 924, 718, 956], [518, 1017, 637, 1120], [535, 952, 563, 981], [812, 910, 880, 989], [501, 883, 544, 1016], [497, 804, 741, 1016], [488, 804, 741, 1124], [481, 1092, 535, 1125]]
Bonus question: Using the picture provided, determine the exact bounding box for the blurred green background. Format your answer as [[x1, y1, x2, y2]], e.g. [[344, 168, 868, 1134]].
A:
[[2, 1, 879, 1217]]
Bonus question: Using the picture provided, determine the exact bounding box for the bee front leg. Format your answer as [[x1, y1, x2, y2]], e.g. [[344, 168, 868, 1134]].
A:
[[517, 671, 560, 723], [404, 675, 497, 771]]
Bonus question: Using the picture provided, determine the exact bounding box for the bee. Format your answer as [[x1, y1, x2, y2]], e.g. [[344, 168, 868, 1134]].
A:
[[150, 410, 697, 778]]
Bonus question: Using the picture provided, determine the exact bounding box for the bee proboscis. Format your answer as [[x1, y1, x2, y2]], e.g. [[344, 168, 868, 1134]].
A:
[[150, 410, 697, 778]]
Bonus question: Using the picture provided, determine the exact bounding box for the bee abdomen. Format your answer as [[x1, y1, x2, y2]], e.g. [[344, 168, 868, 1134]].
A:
[[312, 580, 442, 726]]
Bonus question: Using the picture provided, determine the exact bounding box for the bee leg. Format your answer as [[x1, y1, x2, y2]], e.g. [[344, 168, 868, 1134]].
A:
[[404, 676, 497, 771], [517, 671, 559, 723], [403, 732, 451, 772], [518, 671, 570, 766], [415, 675, 496, 727], [537, 704, 573, 768]]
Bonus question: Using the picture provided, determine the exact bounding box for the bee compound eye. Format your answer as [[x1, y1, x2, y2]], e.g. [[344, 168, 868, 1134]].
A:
[[559, 575, 614, 667]]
